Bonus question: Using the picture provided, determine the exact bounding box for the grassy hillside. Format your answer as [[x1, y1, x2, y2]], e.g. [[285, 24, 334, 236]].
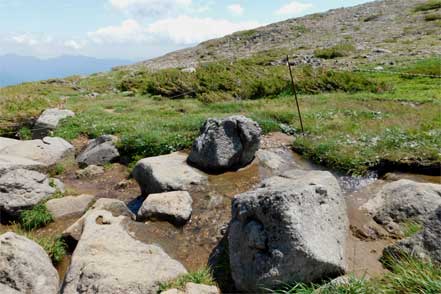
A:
[[1, 53, 439, 175], [130, 0, 441, 71]]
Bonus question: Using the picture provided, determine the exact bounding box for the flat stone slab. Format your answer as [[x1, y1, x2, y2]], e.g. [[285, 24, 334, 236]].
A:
[[0, 137, 74, 167], [137, 191, 193, 225], [46, 194, 95, 219], [0, 137, 20, 150], [0, 155, 45, 176], [62, 198, 135, 243], [61, 209, 187, 294], [132, 152, 208, 196]]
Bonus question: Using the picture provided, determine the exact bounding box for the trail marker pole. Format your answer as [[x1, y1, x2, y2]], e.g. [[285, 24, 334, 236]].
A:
[[287, 56, 305, 135]]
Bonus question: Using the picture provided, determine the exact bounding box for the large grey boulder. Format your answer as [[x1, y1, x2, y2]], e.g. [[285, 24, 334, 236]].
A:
[[228, 169, 348, 291], [61, 209, 187, 294], [76, 135, 120, 167], [137, 191, 193, 225], [62, 198, 135, 243], [0, 232, 59, 294], [46, 194, 95, 220], [0, 169, 57, 217], [188, 115, 261, 172], [0, 137, 74, 167], [362, 179, 441, 225], [0, 154, 45, 176], [33, 108, 75, 139], [384, 206, 441, 264], [132, 152, 208, 196]]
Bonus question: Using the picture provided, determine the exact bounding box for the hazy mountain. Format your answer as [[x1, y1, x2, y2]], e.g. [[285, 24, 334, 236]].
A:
[[0, 54, 132, 87]]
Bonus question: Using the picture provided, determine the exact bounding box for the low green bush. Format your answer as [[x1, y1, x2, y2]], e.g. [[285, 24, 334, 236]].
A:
[[414, 0, 441, 12], [118, 58, 385, 102], [18, 126, 32, 140], [314, 43, 356, 59], [37, 236, 67, 264], [19, 204, 53, 231], [425, 13, 441, 21]]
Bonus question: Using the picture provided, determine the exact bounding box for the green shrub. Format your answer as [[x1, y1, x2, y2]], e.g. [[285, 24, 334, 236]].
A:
[[197, 91, 234, 103], [142, 68, 200, 98], [414, 0, 441, 12], [37, 236, 67, 264], [425, 13, 441, 21], [363, 14, 382, 22], [159, 267, 215, 292], [18, 126, 32, 140], [314, 43, 356, 59], [129, 60, 385, 102], [19, 204, 53, 230], [48, 163, 65, 176]]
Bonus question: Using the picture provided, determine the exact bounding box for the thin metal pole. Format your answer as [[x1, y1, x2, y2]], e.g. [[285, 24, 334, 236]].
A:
[[287, 55, 305, 135]]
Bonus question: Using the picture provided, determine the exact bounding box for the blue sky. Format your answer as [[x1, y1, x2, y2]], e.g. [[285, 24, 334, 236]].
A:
[[0, 0, 371, 61]]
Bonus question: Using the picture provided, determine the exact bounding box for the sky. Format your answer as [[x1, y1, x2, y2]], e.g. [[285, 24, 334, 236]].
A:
[[0, 0, 371, 61]]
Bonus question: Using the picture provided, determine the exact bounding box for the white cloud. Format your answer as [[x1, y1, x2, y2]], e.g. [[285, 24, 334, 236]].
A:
[[88, 15, 260, 45], [11, 34, 53, 46], [109, 0, 193, 18], [228, 4, 243, 16], [88, 19, 151, 43], [275, 1, 313, 16], [147, 15, 259, 44], [64, 40, 85, 50]]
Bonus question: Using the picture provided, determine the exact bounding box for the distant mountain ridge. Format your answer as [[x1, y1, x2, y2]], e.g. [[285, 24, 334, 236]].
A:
[[0, 54, 132, 87]]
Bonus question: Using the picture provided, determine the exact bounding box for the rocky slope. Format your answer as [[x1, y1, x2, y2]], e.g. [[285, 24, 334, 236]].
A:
[[129, 0, 440, 70]]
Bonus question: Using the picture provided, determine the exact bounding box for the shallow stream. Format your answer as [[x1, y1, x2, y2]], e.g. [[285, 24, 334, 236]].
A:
[[1, 133, 440, 283]]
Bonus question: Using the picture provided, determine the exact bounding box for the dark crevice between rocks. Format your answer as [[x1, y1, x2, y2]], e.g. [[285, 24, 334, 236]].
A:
[[374, 159, 441, 177], [0, 118, 36, 140], [208, 233, 237, 293]]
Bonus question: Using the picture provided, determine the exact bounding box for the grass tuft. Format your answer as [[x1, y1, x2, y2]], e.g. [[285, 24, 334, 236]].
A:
[[400, 220, 424, 238], [19, 204, 54, 231], [159, 267, 216, 292], [273, 255, 441, 294]]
